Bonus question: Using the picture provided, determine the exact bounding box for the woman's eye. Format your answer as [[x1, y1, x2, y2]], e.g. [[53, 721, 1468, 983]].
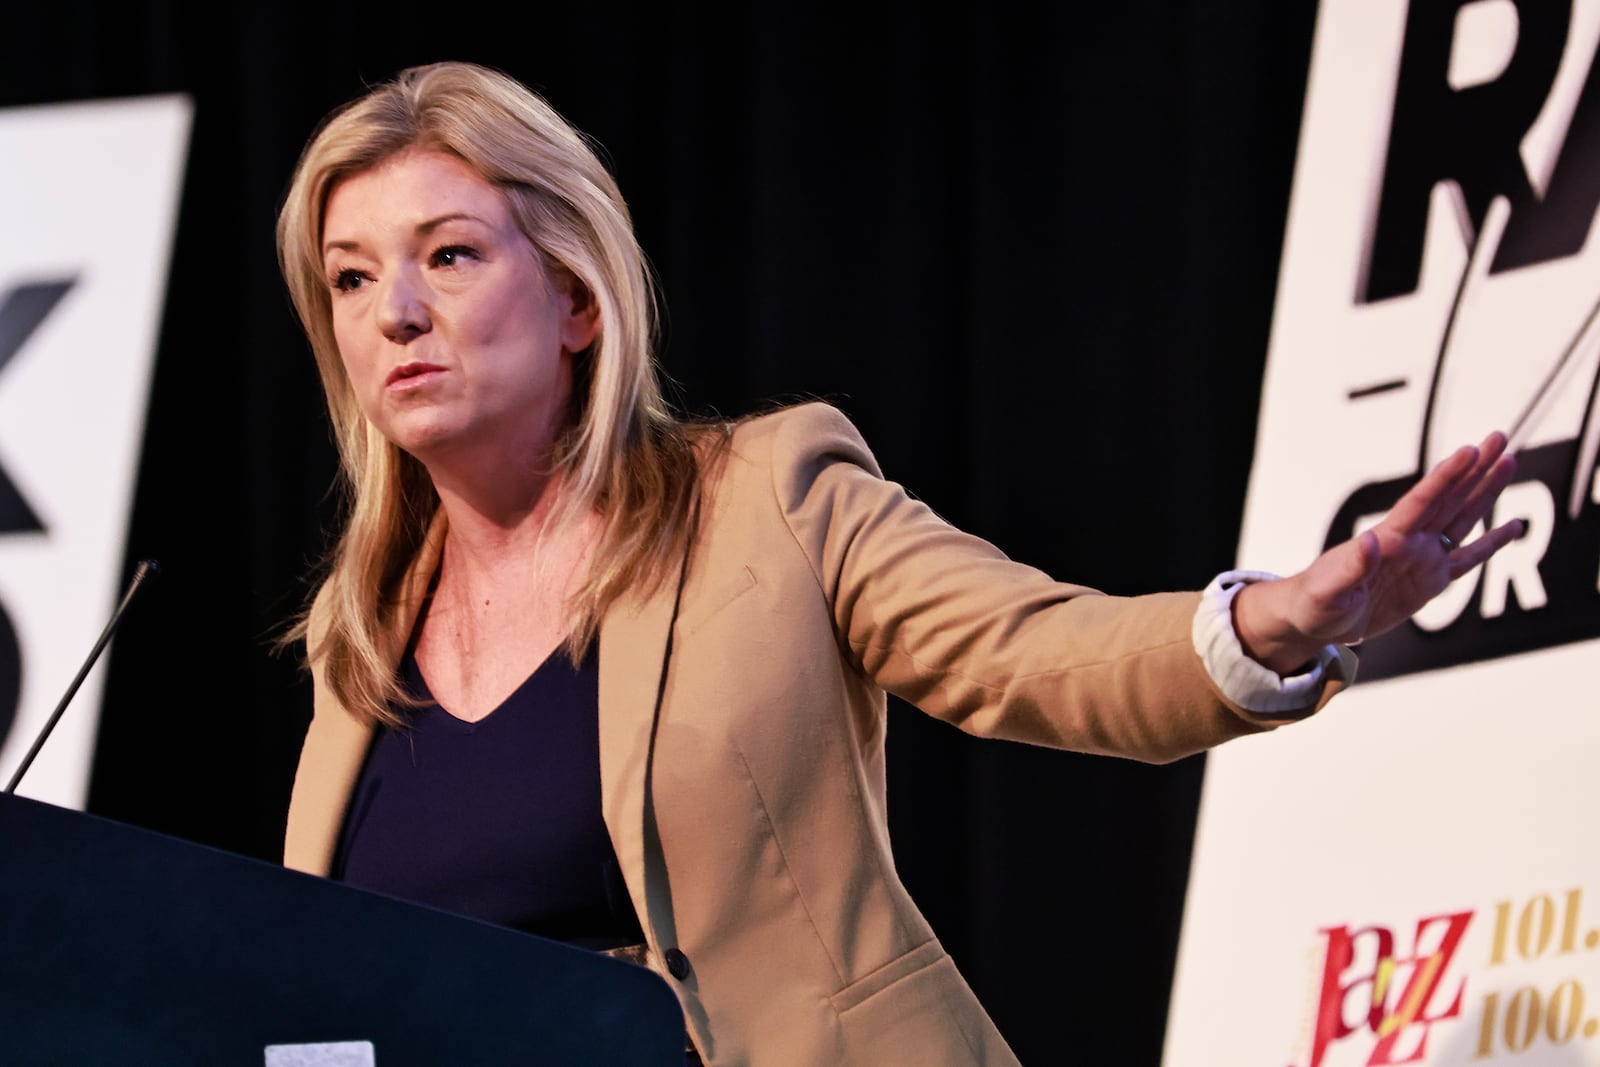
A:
[[331, 269, 366, 293], [431, 245, 476, 268]]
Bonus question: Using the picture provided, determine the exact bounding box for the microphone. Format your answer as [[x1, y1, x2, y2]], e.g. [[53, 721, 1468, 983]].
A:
[[4, 559, 160, 795]]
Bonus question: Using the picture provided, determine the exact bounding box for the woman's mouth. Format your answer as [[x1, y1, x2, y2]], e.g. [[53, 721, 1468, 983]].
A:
[[385, 362, 446, 390]]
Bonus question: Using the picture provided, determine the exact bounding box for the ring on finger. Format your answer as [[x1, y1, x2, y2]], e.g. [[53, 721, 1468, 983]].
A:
[[1439, 531, 1458, 552]]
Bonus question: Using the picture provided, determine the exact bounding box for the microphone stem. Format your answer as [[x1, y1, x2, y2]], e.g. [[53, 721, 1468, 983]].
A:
[[4, 560, 159, 796]]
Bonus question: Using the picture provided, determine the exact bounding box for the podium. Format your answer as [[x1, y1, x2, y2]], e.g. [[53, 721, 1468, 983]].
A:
[[0, 793, 687, 1064]]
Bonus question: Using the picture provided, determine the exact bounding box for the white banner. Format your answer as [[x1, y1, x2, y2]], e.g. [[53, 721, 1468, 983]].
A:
[[1167, 2, 1600, 1065], [0, 96, 190, 807]]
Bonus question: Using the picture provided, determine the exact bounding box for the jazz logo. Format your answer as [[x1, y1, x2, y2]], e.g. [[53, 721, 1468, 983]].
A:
[[1298, 911, 1474, 1067]]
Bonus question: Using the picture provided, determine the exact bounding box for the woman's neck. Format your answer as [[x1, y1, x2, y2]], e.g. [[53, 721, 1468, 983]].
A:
[[433, 466, 594, 584]]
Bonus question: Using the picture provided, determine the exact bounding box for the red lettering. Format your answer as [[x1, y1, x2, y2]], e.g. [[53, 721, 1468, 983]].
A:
[[1365, 911, 1473, 1065], [1298, 910, 1474, 1067], [1305, 924, 1394, 1067]]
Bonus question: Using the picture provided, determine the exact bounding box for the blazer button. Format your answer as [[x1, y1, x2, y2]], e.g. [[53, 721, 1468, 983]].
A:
[[664, 947, 692, 980]]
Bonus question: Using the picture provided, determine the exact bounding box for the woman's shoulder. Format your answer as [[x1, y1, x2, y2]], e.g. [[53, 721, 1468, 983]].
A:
[[687, 401, 890, 544], [703, 400, 881, 478]]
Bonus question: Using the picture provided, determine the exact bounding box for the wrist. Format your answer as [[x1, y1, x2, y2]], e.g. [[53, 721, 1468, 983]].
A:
[[1232, 578, 1324, 675]]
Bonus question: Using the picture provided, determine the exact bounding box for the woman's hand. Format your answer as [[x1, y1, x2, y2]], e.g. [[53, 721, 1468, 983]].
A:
[[1232, 432, 1522, 675]]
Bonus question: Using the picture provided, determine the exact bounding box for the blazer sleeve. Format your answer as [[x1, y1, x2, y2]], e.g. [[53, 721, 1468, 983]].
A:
[[763, 402, 1344, 763]]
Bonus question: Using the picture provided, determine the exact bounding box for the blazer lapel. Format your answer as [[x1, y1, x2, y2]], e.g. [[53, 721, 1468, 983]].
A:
[[597, 573, 678, 939], [599, 476, 705, 950]]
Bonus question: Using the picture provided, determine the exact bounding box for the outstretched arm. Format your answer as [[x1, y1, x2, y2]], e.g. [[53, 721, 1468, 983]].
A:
[[1232, 431, 1521, 674]]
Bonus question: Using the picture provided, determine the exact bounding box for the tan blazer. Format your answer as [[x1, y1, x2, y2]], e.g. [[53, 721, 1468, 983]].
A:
[[285, 402, 1345, 1065]]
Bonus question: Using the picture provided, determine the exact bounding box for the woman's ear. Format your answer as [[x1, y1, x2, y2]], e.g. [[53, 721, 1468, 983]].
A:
[[557, 270, 601, 353]]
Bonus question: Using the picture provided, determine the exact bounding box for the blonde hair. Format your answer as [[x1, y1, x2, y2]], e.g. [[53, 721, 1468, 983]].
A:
[[277, 61, 701, 726]]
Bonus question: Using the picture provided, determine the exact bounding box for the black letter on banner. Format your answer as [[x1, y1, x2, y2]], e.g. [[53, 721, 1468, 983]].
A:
[[0, 279, 77, 533], [0, 597, 18, 751], [1496, 22, 1600, 273], [1364, 0, 1571, 303]]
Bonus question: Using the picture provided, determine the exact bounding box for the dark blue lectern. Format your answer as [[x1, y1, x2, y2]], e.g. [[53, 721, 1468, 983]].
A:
[[0, 793, 686, 1065]]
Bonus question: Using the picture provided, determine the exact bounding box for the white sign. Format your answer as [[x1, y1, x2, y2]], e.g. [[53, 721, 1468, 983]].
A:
[[265, 1041, 377, 1066], [0, 95, 191, 807], [1167, 2, 1600, 1065]]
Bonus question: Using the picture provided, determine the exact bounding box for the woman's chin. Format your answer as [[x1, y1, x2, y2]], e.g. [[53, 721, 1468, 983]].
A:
[[382, 417, 472, 462]]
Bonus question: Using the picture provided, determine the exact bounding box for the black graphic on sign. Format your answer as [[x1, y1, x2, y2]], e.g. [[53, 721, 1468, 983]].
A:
[[1333, 227, 1600, 681], [1366, 0, 1600, 303], [0, 279, 76, 534], [0, 598, 16, 752], [0, 278, 77, 748], [1331, 2, 1600, 682]]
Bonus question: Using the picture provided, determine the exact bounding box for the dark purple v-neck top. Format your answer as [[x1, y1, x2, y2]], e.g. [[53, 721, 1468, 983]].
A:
[[332, 641, 644, 949]]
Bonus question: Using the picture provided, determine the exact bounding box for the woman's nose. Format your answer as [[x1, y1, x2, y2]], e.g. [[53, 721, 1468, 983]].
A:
[[375, 270, 431, 343]]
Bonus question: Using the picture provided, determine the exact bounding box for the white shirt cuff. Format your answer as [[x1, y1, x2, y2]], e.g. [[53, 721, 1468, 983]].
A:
[[1191, 569, 1349, 716]]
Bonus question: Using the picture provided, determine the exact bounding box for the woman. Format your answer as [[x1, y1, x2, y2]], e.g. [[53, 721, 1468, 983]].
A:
[[277, 62, 1520, 1065]]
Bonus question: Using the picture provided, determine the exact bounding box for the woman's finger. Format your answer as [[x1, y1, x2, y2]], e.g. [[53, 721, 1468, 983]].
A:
[[1442, 451, 1517, 545], [1446, 517, 1526, 579], [1385, 442, 1481, 534], [1420, 431, 1504, 532]]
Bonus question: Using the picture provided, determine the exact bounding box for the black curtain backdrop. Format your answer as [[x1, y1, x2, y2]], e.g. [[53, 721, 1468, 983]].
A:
[[5, 3, 1321, 1063]]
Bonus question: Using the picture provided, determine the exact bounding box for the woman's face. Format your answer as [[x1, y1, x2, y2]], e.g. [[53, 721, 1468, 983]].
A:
[[320, 149, 597, 466]]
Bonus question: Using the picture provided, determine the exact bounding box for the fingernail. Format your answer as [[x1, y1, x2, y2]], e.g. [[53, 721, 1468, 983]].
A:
[[1517, 519, 1529, 537]]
